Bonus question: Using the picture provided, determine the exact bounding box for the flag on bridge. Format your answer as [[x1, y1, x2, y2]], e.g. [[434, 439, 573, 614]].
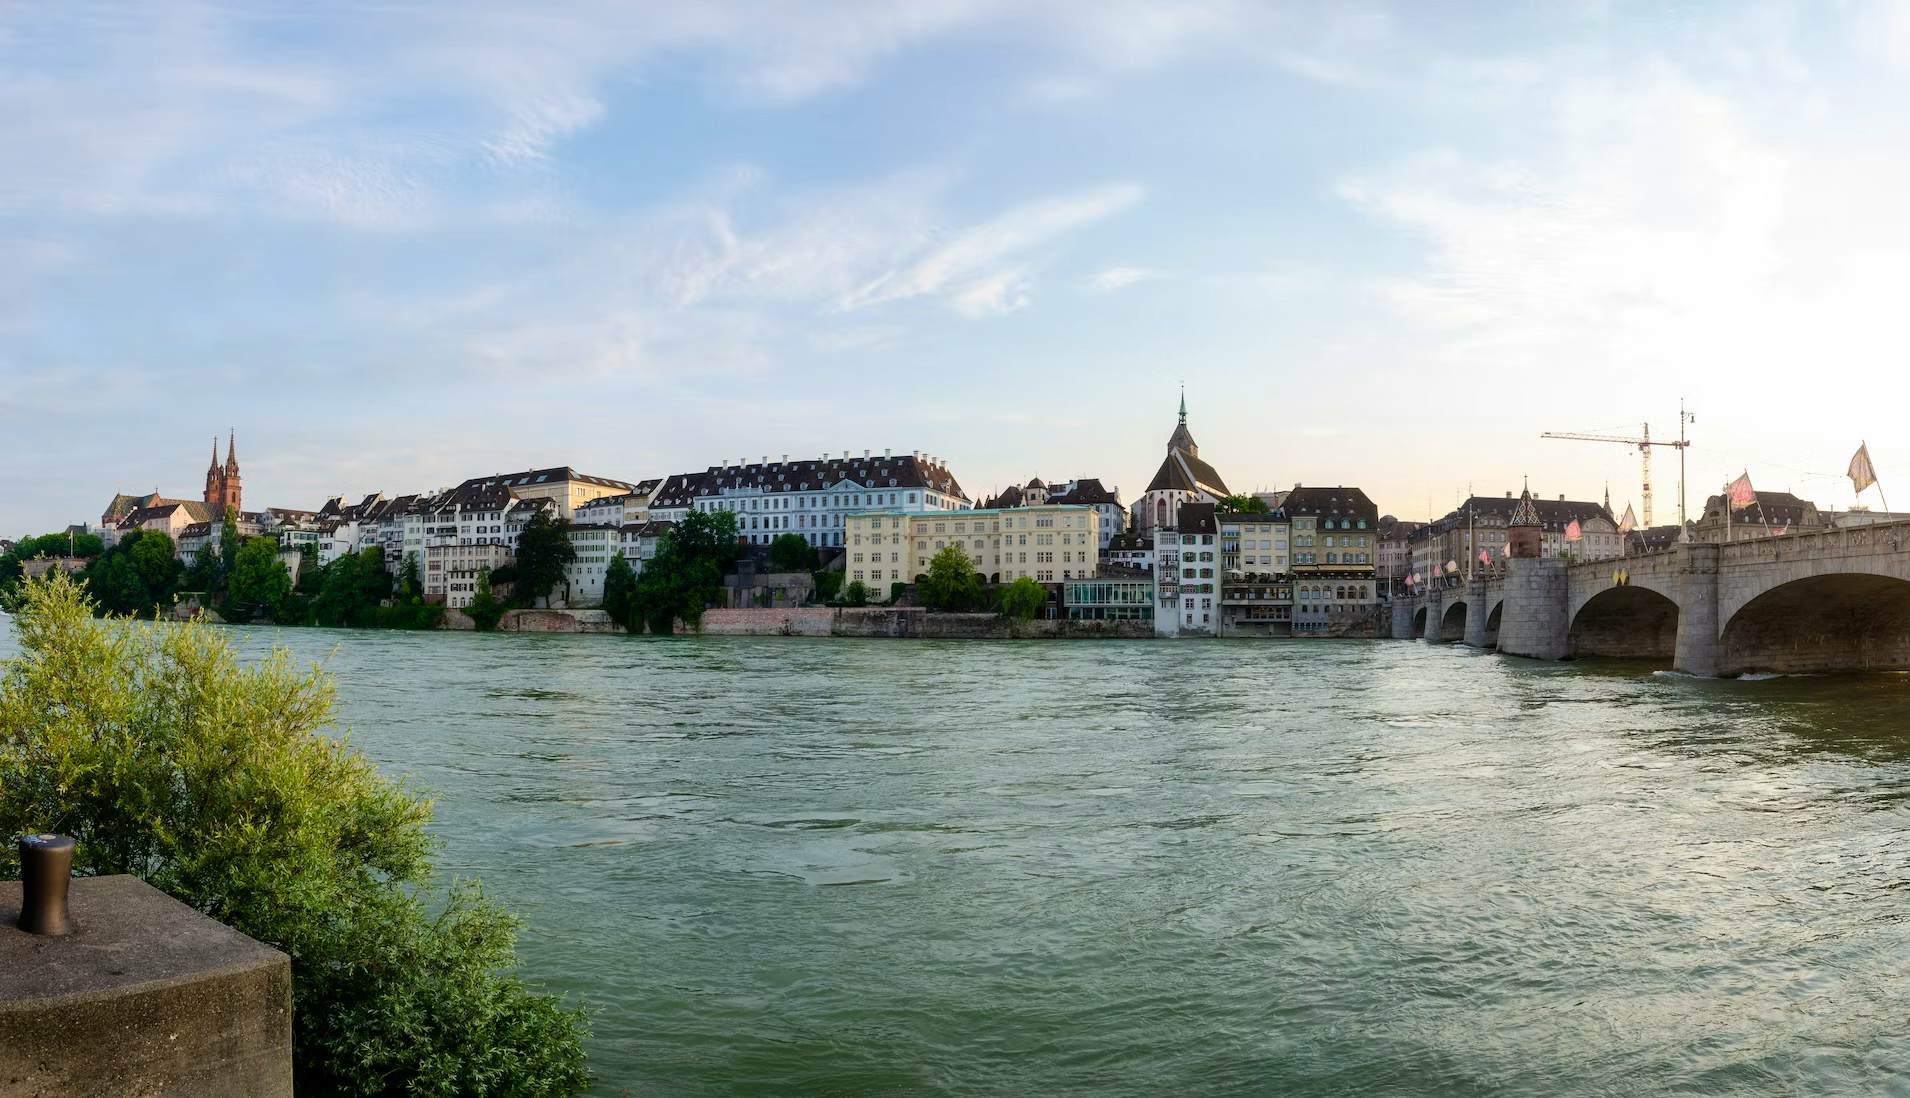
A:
[[1849, 442, 1878, 495], [1726, 471, 1757, 510], [1479, 548, 1491, 565], [1445, 559, 1458, 574], [1564, 518, 1583, 542], [1619, 504, 1637, 533], [1775, 522, 1789, 536]]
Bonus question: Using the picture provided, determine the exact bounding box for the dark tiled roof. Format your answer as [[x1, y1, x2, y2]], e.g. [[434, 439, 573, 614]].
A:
[[658, 454, 966, 505], [1050, 478, 1120, 506], [1699, 490, 1820, 528], [1146, 449, 1229, 496], [459, 467, 637, 493], [981, 485, 1026, 509], [1430, 494, 1611, 534], [120, 500, 214, 527], [1174, 502, 1218, 535], [1105, 531, 1153, 552], [1628, 525, 1683, 551], [1282, 486, 1378, 523]]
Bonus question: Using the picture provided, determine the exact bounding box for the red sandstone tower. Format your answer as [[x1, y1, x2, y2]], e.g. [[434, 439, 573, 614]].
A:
[[204, 430, 242, 517]]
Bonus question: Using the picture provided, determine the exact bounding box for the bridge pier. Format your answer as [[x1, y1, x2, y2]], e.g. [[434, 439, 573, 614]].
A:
[[1672, 543, 1722, 677], [1462, 575, 1491, 648], [1497, 558, 1568, 660], [1389, 597, 1412, 640], [1420, 589, 1445, 642]]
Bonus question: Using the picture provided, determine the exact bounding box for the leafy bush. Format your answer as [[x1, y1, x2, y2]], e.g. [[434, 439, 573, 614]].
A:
[[466, 568, 505, 632], [920, 545, 982, 611], [842, 580, 872, 607], [999, 576, 1048, 621], [0, 572, 589, 1095], [767, 533, 819, 573]]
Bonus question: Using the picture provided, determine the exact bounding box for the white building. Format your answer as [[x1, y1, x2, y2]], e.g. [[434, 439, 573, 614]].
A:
[[560, 523, 618, 607], [1153, 502, 1219, 636], [651, 450, 970, 549]]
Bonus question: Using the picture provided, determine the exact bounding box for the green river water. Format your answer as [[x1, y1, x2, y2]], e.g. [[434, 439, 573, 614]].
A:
[[7, 623, 1910, 1096]]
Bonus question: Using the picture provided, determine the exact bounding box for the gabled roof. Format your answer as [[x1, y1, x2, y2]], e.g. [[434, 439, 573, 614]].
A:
[[1050, 478, 1120, 506], [1280, 486, 1376, 523], [1699, 490, 1820, 527], [1106, 531, 1152, 552], [1509, 489, 1542, 527], [120, 500, 214, 527], [1146, 449, 1229, 496], [1430, 494, 1612, 534], [1173, 502, 1218, 534], [460, 467, 638, 493]]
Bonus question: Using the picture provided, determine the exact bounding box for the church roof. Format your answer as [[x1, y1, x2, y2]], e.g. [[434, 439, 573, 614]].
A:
[[1146, 449, 1229, 497], [1509, 488, 1542, 527]]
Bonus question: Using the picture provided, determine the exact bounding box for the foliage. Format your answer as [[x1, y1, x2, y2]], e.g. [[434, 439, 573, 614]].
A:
[[842, 580, 872, 607], [0, 572, 590, 1096], [225, 536, 293, 624], [631, 510, 740, 634], [182, 545, 223, 595], [219, 509, 242, 578], [6, 530, 105, 561], [78, 529, 181, 617], [920, 544, 982, 611], [1218, 493, 1270, 514], [514, 513, 576, 607], [397, 553, 424, 602], [811, 569, 843, 604], [999, 576, 1048, 621], [767, 533, 820, 573], [601, 553, 639, 632], [295, 543, 323, 595], [466, 567, 505, 632], [311, 547, 394, 629]]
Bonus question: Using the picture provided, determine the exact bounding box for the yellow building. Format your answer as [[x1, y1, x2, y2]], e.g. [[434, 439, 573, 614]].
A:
[[844, 505, 1099, 588]]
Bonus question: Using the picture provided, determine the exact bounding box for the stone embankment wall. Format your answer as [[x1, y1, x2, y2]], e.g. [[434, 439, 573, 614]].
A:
[[690, 607, 1154, 639], [498, 609, 621, 634]]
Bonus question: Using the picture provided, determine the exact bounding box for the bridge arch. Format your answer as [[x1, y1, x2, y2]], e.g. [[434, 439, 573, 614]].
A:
[[1720, 573, 1910, 675], [1412, 605, 1428, 637], [1439, 600, 1467, 642], [1483, 600, 1503, 648], [1569, 585, 1679, 661]]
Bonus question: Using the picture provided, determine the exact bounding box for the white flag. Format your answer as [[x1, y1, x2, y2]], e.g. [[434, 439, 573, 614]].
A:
[[1849, 442, 1878, 495]]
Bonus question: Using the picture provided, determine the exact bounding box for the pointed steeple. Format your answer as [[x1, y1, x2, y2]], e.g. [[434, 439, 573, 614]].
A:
[[210, 437, 220, 471], [1178, 384, 1187, 423], [1167, 387, 1198, 457], [225, 429, 238, 473], [1509, 483, 1542, 527]]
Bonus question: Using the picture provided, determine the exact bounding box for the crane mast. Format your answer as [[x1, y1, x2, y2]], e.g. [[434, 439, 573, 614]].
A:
[[1541, 404, 1692, 531]]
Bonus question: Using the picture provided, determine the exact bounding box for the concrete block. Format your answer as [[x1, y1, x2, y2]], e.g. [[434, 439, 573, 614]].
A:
[[0, 875, 293, 1098]]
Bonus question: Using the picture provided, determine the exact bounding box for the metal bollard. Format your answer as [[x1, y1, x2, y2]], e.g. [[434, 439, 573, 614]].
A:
[[18, 833, 76, 935]]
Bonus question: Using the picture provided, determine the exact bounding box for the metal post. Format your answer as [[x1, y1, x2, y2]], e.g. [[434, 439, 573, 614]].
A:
[[18, 833, 75, 936]]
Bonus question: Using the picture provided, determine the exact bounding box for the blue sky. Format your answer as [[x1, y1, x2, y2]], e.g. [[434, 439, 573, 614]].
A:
[[8, 1, 1910, 536]]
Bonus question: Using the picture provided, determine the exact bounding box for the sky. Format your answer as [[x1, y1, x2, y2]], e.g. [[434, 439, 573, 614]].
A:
[[8, 0, 1910, 537]]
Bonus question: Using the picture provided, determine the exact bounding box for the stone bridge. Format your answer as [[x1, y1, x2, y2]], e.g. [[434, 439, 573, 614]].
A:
[[1387, 519, 1910, 675]]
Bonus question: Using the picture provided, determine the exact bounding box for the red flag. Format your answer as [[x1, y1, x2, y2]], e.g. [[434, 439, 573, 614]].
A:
[[1564, 518, 1582, 542], [1727, 471, 1756, 510], [1775, 522, 1789, 537], [1478, 548, 1490, 565]]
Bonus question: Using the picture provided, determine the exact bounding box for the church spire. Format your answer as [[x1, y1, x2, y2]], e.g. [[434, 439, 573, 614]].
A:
[[1178, 384, 1186, 423], [210, 437, 219, 471], [225, 429, 238, 473]]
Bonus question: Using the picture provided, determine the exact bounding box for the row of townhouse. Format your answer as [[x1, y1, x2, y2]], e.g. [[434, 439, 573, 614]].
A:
[[841, 504, 1102, 590]]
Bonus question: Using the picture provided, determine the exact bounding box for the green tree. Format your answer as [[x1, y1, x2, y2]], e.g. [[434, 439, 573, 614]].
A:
[[1000, 576, 1048, 621], [466, 567, 504, 632], [226, 537, 293, 623], [842, 579, 872, 606], [182, 545, 222, 596], [0, 572, 589, 1095], [514, 512, 576, 607], [77, 529, 180, 616], [920, 544, 982, 611], [397, 552, 424, 601], [601, 553, 639, 632], [812, 569, 843, 604], [630, 511, 740, 633], [767, 533, 820, 573], [1218, 493, 1270, 514], [218, 509, 242, 578]]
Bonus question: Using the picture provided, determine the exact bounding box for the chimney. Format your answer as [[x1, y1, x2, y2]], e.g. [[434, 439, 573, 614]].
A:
[[884, 448, 891, 458], [1559, 494, 1566, 501], [864, 449, 870, 458], [761, 455, 767, 465], [782, 454, 789, 463], [1506, 491, 1512, 498]]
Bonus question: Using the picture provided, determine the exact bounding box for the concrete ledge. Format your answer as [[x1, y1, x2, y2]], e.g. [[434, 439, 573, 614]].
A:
[[0, 875, 293, 1098]]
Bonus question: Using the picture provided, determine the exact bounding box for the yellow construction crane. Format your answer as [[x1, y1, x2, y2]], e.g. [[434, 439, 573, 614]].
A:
[[1541, 400, 1694, 528]]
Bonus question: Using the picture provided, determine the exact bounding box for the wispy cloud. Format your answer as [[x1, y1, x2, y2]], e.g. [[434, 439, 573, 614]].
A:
[[1087, 265, 1160, 292], [838, 182, 1145, 312]]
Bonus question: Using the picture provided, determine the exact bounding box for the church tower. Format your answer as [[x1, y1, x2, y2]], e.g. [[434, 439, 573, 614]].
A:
[[204, 438, 222, 510], [1508, 483, 1543, 559], [220, 430, 242, 516]]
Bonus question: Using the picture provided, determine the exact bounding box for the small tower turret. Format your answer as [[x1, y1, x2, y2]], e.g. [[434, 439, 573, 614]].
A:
[[1508, 481, 1543, 559]]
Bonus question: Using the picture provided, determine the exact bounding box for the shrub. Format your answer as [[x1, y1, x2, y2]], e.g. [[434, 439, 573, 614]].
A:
[[842, 580, 872, 607], [0, 572, 589, 1095], [1000, 576, 1048, 621]]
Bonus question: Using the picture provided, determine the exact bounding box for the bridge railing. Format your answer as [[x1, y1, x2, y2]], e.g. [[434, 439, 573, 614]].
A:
[[1720, 518, 1910, 565]]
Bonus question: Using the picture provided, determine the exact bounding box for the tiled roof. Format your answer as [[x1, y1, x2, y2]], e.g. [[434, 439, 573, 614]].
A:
[[1430, 494, 1612, 534], [1282, 486, 1378, 523], [1146, 449, 1229, 496], [1173, 502, 1218, 535], [1050, 478, 1121, 506], [656, 453, 966, 506], [459, 467, 638, 493], [1699, 490, 1820, 528]]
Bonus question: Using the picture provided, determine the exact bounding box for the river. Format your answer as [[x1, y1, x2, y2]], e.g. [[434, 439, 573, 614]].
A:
[[7, 620, 1910, 1096]]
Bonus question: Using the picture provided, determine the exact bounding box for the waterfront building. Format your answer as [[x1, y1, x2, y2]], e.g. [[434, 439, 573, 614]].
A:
[[574, 479, 660, 529], [658, 450, 969, 549], [1135, 392, 1229, 534], [842, 503, 1098, 589], [315, 493, 390, 564], [1218, 508, 1292, 636], [1153, 502, 1218, 636], [115, 499, 216, 544], [560, 523, 618, 607], [1284, 486, 1379, 633], [1416, 491, 1620, 575], [984, 478, 1126, 549], [1063, 570, 1155, 622], [454, 467, 636, 521], [1626, 524, 1683, 553], [1690, 489, 1823, 542], [1103, 530, 1154, 572], [1376, 516, 1423, 597], [617, 521, 673, 572]]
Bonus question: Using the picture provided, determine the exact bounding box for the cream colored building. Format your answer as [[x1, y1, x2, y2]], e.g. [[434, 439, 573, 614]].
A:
[[465, 466, 637, 520], [844, 504, 1099, 588]]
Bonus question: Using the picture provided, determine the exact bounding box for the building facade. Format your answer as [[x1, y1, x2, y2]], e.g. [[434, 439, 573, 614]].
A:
[[1283, 486, 1379, 633], [1135, 391, 1228, 534], [1153, 502, 1218, 636], [842, 504, 1099, 590]]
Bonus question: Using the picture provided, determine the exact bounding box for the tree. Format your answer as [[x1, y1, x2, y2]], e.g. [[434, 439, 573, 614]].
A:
[[218, 509, 242, 578], [397, 553, 423, 602], [812, 569, 843, 604], [514, 512, 576, 607], [1218, 493, 1270, 514], [920, 544, 982, 611], [0, 572, 589, 1095], [1000, 576, 1048, 621], [78, 529, 180, 617], [601, 553, 638, 632], [465, 567, 504, 632], [768, 533, 819, 573], [842, 580, 872, 607], [226, 537, 292, 623], [630, 511, 740, 633]]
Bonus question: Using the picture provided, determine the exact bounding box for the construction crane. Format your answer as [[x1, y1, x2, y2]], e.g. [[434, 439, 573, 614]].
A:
[[1541, 400, 1694, 529]]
